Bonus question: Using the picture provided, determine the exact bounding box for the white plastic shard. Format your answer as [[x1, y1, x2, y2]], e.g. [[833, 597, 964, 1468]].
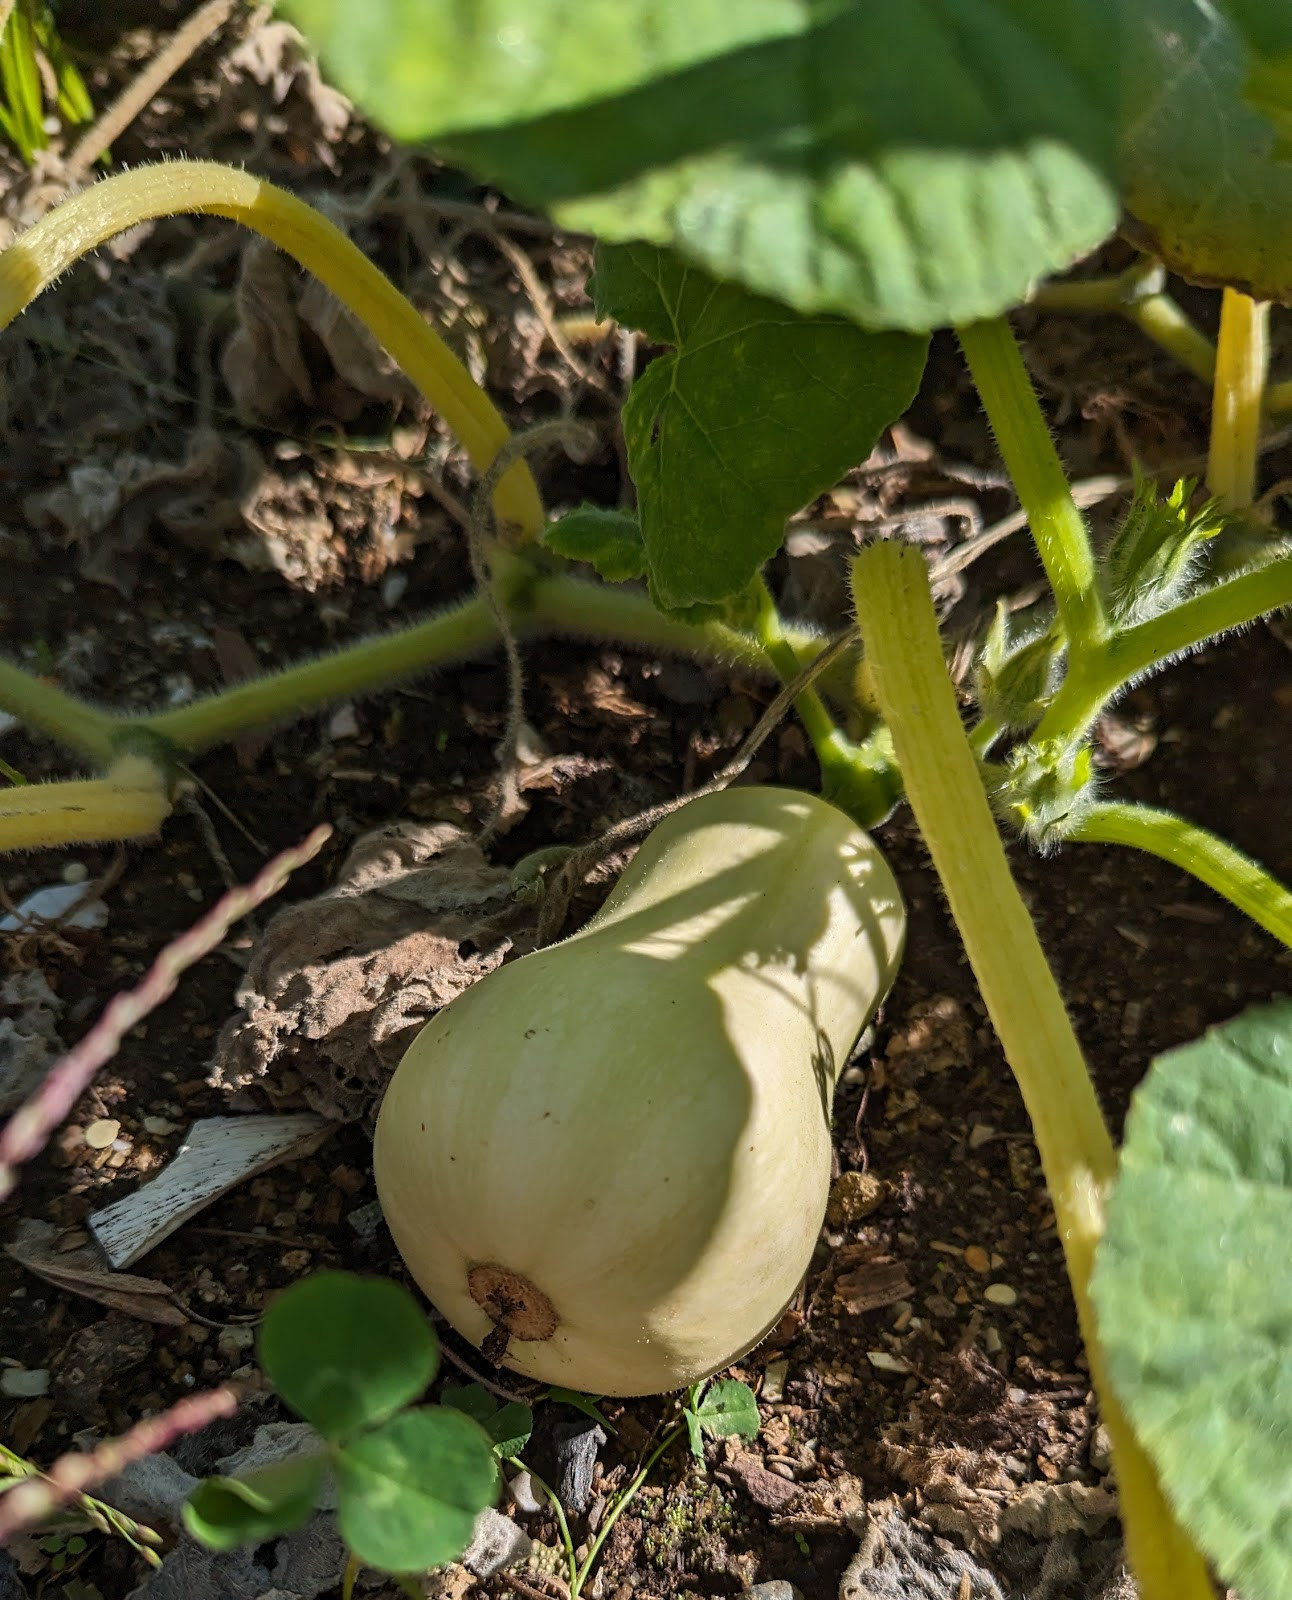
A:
[[87, 1113, 333, 1268]]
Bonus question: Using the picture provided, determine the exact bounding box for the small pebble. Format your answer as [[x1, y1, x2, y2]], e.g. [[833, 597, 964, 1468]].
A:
[[984, 1282, 1018, 1307], [347, 1199, 385, 1244], [750, 1582, 805, 1600], [327, 703, 360, 741], [142, 1115, 180, 1136], [217, 1326, 255, 1362], [61, 861, 89, 884], [507, 1470, 544, 1514], [865, 1350, 910, 1374], [761, 1358, 788, 1403], [0, 882, 108, 932], [461, 1506, 532, 1578], [963, 1245, 991, 1274], [826, 1170, 887, 1224], [1089, 1422, 1114, 1474], [1, 1368, 50, 1398], [968, 1122, 995, 1149], [84, 1118, 121, 1150]]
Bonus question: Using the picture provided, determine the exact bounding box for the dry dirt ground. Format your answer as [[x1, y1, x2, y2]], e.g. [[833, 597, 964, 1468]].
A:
[[0, 7, 1288, 1600]]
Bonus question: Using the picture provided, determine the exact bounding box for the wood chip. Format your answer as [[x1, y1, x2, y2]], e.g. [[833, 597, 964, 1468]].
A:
[[88, 1113, 332, 1268]]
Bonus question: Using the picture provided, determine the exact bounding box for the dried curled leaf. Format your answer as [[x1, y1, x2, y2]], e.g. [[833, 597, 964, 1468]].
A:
[[210, 822, 534, 1122]]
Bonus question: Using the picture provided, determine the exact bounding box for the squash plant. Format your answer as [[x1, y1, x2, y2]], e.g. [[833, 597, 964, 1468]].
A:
[[1, 0, 1292, 1594]]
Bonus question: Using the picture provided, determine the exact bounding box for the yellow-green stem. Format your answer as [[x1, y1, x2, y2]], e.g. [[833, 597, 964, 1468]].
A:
[[1208, 288, 1269, 510], [1070, 802, 1292, 949], [1030, 263, 1215, 387], [0, 160, 544, 538], [140, 592, 497, 752], [957, 317, 1108, 653], [851, 540, 1213, 1600], [0, 755, 169, 852], [1035, 554, 1292, 745], [0, 656, 116, 761], [1266, 376, 1292, 417]]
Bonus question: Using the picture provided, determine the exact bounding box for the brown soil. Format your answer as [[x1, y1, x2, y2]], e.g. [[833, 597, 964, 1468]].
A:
[[0, 9, 1288, 1600]]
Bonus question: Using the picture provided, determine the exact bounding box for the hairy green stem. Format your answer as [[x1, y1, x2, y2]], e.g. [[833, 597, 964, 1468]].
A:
[[1036, 555, 1292, 743], [139, 594, 498, 752], [0, 656, 117, 762], [957, 317, 1108, 653], [0, 574, 805, 772], [750, 576, 897, 827], [527, 571, 829, 680], [1070, 802, 1292, 949], [753, 579, 838, 741], [850, 539, 1213, 1600], [1208, 289, 1269, 510]]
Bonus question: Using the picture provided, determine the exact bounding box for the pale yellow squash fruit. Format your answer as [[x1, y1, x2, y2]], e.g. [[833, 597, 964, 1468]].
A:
[[374, 785, 906, 1396]]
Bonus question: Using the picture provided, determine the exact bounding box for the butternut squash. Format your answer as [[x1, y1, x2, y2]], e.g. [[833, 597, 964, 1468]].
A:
[[374, 786, 905, 1396]]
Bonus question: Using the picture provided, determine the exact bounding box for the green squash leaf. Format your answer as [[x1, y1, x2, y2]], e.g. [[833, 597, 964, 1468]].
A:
[[1119, 0, 1292, 296], [1091, 1000, 1292, 1600], [259, 1272, 437, 1442], [335, 1407, 498, 1573], [542, 506, 648, 581], [594, 242, 925, 609], [1221, 0, 1292, 158], [283, 0, 1123, 332], [183, 1454, 327, 1551]]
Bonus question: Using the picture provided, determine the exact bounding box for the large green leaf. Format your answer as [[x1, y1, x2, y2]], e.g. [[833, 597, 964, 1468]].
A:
[[1119, 0, 1292, 296], [593, 243, 926, 609], [335, 1408, 498, 1572], [1221, 0, 1292, 159], [1091, 1000, 1292, 1600], [259, 1272, 438, 1442], [284, 0, 1122, 331]]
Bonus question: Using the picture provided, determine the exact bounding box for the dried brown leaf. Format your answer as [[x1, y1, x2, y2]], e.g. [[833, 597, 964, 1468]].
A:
[[6, 1220, 187, 1326], [210, 821, 534, 1121]]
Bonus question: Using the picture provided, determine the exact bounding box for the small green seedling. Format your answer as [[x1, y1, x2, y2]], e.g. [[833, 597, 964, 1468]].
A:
[[184, 1273, 498, 1583], [682, 1377, 761, 1462], [450, 1373, 760, 1600]]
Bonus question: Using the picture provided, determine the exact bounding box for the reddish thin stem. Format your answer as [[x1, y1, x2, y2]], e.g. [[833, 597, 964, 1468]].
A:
[[0, 824, 331, 1200], [0, 1386, 239, 1541]]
